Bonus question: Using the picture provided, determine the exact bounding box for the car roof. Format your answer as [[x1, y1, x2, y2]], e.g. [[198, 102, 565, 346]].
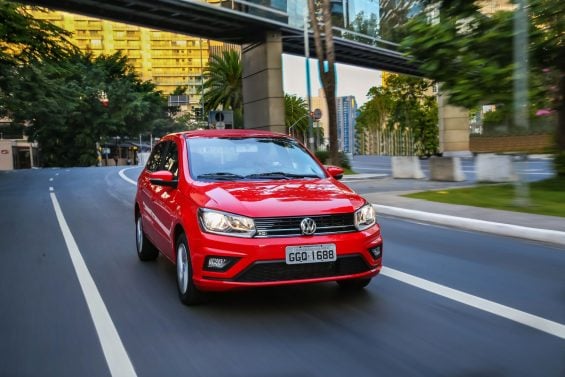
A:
[[177, 129, 290, 139]]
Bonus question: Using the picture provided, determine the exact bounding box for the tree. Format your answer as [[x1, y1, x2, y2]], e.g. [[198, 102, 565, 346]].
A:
[[529, 0, 565, 174], [171, 85, 188, 96], [401, 4, 515, 110], [0, 1, 75, 66], [356, 86, 393, 153], [308, 0, 339, 165], [6, 51, 170, 166], [202, 50, 243, 127], [0, 1, 76, 117], [356, 74, 439, 156], [285, 94, 309, 142], [401, 0, 565, 174]]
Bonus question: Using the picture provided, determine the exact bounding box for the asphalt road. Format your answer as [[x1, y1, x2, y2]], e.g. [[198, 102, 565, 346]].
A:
[[1, 167, 564, 377]]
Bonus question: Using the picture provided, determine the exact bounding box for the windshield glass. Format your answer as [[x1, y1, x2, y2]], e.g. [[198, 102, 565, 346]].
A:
[[187, 137, 326, 181]]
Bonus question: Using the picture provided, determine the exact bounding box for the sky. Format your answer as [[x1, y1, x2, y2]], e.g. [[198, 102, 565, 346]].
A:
[[282, 54, 382, 107]]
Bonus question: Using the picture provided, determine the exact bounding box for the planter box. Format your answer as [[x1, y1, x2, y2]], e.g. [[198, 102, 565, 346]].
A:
[[392, 156, 425, 179], [429, 157, 465, 181], [475, 154, 517, 182]]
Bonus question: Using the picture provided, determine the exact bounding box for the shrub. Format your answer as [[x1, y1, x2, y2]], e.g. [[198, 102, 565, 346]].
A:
[[314, 150, 329, 164], [338, 152, 351, 169], [314, 150, 351, 169]]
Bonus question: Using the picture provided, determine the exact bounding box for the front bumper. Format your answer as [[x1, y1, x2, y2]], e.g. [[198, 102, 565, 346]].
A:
[[189, 225, 383, 291]]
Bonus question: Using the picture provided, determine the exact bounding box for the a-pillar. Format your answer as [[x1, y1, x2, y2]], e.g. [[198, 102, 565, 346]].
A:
[[438, 91, 472, 157], [242, 32, 285, 133]]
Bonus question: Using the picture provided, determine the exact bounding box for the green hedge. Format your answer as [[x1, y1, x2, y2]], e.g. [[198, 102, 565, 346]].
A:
[[314, 150, 351, 169]]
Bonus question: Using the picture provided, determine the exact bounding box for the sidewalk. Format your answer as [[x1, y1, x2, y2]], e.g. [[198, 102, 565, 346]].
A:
[[344, 174, 565, 247]]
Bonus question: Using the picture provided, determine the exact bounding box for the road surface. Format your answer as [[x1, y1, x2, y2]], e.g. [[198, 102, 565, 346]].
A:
[[0, 167, 563, 377]]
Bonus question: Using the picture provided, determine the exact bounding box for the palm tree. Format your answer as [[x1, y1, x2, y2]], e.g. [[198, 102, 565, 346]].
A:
[[285, 94, 309, 142], [202, 50, 242, 116]]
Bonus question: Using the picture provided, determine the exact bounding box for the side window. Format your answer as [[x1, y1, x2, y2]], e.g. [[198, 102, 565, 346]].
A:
[[145, 142, 166, 172], [162, 142, 179, 178]]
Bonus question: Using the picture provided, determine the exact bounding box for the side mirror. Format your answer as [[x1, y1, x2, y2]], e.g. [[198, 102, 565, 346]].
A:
[[149, 170, 178, 188], [326, 165, 344, 180]]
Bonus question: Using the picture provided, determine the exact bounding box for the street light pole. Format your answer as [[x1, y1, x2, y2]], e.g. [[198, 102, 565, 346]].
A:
[[513, 0, 530, 206], [288, 113, 311, 138], [304, 12, 314, 151]]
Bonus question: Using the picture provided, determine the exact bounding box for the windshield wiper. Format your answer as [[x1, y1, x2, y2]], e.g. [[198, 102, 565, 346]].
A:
[[197, 172, 245, 180], [245, 172, 321, 180]]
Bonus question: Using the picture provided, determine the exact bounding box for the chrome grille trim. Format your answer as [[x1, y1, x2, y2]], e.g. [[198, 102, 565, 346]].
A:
[[253, 213, 356, 238]]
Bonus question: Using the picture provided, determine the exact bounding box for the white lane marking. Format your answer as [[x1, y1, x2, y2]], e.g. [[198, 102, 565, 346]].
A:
[[374, 204, 565, 246], [50, 193, 137, 377], [119, 168, 138, 186], [381, 266, 565, 340], [49, 187, 54, 192], [49, 178, 54, 182]]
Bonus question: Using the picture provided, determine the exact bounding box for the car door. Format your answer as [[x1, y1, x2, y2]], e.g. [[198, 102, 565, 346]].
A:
[[150, 140, 181, 259], [138, 141, 167, 248]]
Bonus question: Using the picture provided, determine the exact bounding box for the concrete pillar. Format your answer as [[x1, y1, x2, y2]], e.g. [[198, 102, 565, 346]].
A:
[[242, 32, 285, 133], [438, 91, 472, 157]]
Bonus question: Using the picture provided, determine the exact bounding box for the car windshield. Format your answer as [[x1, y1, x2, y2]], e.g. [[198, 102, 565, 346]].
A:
[[187, 137, 326, 181]]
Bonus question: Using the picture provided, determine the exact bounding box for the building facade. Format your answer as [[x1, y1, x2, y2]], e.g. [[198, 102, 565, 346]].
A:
[[310, 90, 358, 153], [336, 96, 357, 154], [29, 9, 233, 110]]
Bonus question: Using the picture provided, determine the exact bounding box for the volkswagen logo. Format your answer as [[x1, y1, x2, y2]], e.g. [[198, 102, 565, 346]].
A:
[[300, 218, 316, 235]]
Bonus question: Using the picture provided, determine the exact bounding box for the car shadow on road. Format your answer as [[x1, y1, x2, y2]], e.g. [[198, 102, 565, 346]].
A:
[[146, 255, 385, 317]]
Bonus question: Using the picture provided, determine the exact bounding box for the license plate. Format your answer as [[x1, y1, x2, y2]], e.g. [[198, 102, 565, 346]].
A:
[[285, 244, 337, 265]]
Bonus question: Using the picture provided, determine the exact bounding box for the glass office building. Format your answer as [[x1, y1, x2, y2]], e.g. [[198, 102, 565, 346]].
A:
[[336, 96, 357, 154]]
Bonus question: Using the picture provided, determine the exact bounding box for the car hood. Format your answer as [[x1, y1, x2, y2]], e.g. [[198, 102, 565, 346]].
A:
[[189, 179, 366, 217]]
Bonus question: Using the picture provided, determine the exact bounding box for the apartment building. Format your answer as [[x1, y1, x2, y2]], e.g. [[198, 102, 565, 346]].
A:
[[30, 9, 237, 109]]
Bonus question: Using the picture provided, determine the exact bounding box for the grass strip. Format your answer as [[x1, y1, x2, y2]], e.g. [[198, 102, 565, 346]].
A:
[[404, 178, 565, 218]]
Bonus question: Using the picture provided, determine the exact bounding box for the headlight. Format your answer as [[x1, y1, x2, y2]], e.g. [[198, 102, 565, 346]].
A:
[[199, 209, 256, 238], [354, 204, 377, 231]]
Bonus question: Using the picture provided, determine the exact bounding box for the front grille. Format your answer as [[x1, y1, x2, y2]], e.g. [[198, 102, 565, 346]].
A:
[[254, 213, 356, 237], [233, 255, 370, 282]]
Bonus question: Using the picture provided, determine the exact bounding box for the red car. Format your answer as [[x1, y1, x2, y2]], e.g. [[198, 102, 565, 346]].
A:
[[135, 130, 383, 305]]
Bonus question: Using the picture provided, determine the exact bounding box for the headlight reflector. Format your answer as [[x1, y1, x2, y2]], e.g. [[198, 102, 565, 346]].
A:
[[199, 209, 256, 237], [354, 204, 377, 231]]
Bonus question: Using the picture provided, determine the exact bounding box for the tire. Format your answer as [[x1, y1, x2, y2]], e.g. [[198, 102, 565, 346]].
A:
[[337, 278, 372, 290], [135, 215, 158, 261], [176, 233, 202, 305]]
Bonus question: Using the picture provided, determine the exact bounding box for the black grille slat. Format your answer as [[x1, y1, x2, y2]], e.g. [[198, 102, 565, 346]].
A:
[[234, 255, 370, 282], [254, 213, 356, 237]]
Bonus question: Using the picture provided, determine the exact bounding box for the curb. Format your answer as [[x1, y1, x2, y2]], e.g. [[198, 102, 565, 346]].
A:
[[343, 174, 387, 181], [373, 204, 565, 247]]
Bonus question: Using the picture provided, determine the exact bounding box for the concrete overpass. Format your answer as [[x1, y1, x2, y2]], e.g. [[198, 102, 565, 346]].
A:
[[20, 0, 419, 75]]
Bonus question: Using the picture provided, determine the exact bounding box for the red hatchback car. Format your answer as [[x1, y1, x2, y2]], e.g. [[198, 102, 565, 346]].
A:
[[135, 130, 383, 305]]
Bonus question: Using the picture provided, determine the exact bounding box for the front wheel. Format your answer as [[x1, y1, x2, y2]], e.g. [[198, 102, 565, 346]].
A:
[[176, 234, 203, 305], [136, 215, 158, 261], [337, 278, 372, 290]]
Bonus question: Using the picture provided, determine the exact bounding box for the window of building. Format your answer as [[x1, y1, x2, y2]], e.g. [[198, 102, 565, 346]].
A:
[[90, 39, 102, 49]]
